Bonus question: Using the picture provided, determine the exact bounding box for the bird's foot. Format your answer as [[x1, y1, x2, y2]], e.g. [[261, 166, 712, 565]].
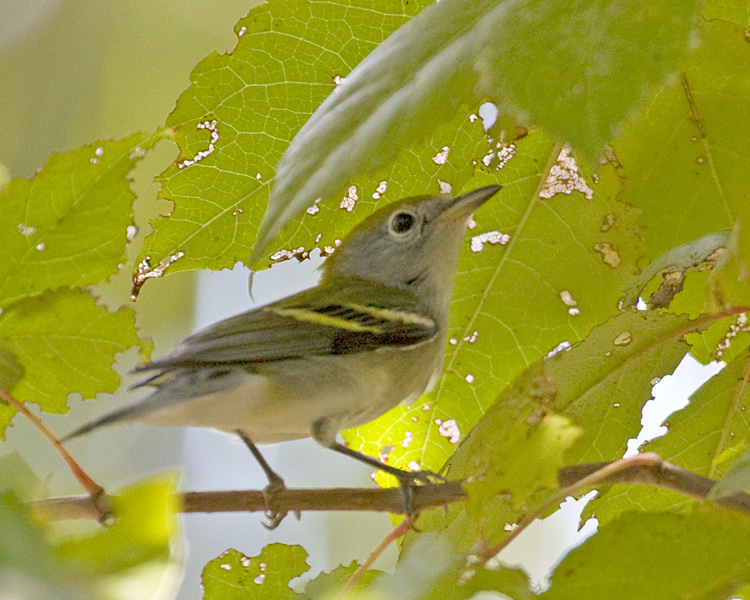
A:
[[260, 473, 298, 530], [391, 469, 447, 521]]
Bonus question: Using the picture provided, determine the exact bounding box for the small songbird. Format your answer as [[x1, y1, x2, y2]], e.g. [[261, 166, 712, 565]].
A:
[[65, 185, 501, 525]]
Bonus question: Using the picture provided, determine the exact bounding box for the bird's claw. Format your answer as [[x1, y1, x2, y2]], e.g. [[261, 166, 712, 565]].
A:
[[393, 469, 447, 521], [261, 474, 288, 530]]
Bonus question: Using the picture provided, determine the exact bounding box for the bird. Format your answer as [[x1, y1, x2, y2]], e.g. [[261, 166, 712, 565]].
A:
[[64, 185, 501, 526]]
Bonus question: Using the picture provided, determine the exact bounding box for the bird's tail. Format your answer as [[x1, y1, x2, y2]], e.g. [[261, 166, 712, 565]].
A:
[[60, 370, 169, 442], [60, 403, 150, 443]]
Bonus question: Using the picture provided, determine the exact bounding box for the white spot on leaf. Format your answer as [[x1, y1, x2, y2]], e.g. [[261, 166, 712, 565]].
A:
[[539, 145, 593, 199], [432, 146, 450, 165], [340, 186, 358, 211], [470, 231, 511, 253], [437, 419, 461, 444], [178, 120, 219, 169]]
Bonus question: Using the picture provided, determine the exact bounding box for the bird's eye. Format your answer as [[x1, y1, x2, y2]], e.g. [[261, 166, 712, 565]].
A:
[[389, 210, 417, 235]]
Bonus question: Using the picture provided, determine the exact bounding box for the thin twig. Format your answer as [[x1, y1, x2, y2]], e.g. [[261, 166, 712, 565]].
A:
[[557, 455, 750, 512], [476, 453, 675, 563], [335, 519, 412, 599], [0, 386, 104, 499]]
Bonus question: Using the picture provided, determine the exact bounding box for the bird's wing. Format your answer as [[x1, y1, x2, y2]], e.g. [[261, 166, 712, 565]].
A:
[[137, 277, 439, 371]]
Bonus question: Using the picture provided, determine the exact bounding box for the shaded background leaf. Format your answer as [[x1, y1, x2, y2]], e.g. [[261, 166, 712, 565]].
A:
[[611, 19, 750, 261], [541, 510, 750, 600], [0, 289, 138, 437], [0, 133, 161, 309]]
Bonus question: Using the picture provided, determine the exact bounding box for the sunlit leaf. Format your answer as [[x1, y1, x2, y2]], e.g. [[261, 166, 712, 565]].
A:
[[346, 133, 644, 484], [703, 0, 750, 27], [137, 0, 431, 283]]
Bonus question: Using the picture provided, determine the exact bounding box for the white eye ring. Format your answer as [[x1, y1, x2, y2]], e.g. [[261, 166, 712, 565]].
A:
[[388, 208, 419, 236]]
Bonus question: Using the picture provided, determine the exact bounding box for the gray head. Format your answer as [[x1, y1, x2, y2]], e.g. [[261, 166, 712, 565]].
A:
[[322, 186, 501, 313]]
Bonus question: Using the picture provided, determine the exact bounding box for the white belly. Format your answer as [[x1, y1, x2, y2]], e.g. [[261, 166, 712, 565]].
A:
[[133, 344, 441, 444]]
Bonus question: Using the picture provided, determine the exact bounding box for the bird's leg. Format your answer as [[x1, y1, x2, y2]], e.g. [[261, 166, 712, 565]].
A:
[[312, 417, 444, 519], [236, 430, 288, 529], [327, 441, 446, 517]]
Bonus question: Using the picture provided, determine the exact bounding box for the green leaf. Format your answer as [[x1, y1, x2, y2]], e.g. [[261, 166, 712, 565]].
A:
[[651, 346, 750, 481], [709, 448, 750, 499], [613, 18, 750, 261], [553, 311, 693, 464], [0, 132, 161, 309], [271, 107, 491, 273], [54, 474, 179, 577], [0, 459, 84, 599], [476, 0, 698, 164], [357, 534, 532, 600], [704, 0, 750, 28], [201, 544, 308, 600], [366, 534, 462, 600], [584, 342, 750, 522], [258, 0, 697, 255], [0, 288, 138, 435], [460, 565, 534, 600], [138, 0, 430, 281], [415, 311, 692, 547], [0, 344, 24, 391], [305, 561, 382, 599], [708, 202, 750, 311], [541, 510, 750, 600], [621, 230, 731, 309], [0, 452, 43, 498], [0, 489, 54, 577]]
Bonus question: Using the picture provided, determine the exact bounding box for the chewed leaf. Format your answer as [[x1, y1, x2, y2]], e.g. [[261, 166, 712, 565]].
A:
[[137, 0, 430, 284], [621, 230, 731, 309], [346, 133, 644, 484], [202, 545, 308, 600], [255, 0, 697, 258], [0, 132, 161, 309]]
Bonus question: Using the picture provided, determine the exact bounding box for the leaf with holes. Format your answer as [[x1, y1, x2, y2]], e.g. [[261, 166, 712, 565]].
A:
[[202, 545, 308, 600], [0, 132, 160, 309], [257, 0, 697, 256]]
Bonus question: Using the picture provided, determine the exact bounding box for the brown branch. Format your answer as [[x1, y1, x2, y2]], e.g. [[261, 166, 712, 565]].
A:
[[32, 454, 750, 523], [33, 481, 467, 521], [558, 454, 750, 513]]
